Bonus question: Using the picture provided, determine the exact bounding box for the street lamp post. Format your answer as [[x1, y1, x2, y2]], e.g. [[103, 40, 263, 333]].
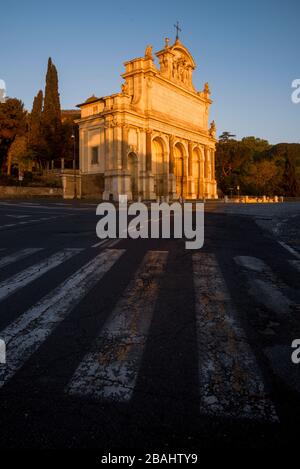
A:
[[71, 132, 77, 199]]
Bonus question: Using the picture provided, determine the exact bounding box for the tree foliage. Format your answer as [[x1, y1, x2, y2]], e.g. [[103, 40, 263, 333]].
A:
[[29, 90, 44, 152], [0, 98, 27, 171], [42, 58, 63, 160], [216, 136, 300, 196]]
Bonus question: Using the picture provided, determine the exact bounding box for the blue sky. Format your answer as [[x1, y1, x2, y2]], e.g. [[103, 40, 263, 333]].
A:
[[1, 0, 299, 143]]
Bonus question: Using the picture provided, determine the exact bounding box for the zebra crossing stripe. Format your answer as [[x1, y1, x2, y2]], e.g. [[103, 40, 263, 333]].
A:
[[92, 239, 111, 248], [105, 239, 121, 248], [234, 256, 294, 316], [0, 248, 42, 268], [193, 252, 278, 422], [289, 260, 300, 273], [92, 239, 121, 249], [67, 250, 168, 401], [278, 241, 300, 260], [0, 249, 124, 389], [0, 249, 83, 302], [6, 215, 30, 219]]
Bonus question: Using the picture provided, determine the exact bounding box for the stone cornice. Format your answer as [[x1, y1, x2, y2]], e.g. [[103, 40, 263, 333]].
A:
[[77, 109, 216, 147]]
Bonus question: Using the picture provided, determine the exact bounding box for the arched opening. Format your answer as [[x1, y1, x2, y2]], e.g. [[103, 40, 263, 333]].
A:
[[174, 142, 185, 197], [152, 138, 165, 197], [128, 152, 138, 200], [192, 147, 201, 199]]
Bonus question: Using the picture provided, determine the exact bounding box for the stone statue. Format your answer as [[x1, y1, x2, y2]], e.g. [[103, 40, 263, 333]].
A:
[[209, 120, 216, 138], [0, 79, 6, 103], [204, 82, 210, 95], [145, 45, 153, 60], [165, 37, 170, 48], [121, 82, 129, 94]]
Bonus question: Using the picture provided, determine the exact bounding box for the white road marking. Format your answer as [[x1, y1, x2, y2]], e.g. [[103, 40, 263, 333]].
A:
[[92, 239, 111, 248], [0, 249, 82, 302], [0, 249, 124, 389], [67, 250, 168, 401], [0, 217, 57, 230], [278, 241, 300, 260], [193, 252, 278, 421], [106, 239, 121, 248], [234, 256, 295, 316], [52, 203, 72, 206], [0, 248, 42, 268], [0, 202, 92, 212], [15, 203, 45, 208], [234, 256, 266, 273], [6, 215, 30, 219], [289, 260, 300, 272]]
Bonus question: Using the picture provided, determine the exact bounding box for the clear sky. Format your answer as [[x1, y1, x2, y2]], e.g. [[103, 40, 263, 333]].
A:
[[1, 0, 299, 143]]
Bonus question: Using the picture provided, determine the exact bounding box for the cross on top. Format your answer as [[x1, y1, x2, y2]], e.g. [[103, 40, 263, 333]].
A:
[[174, 21, 182, 40]]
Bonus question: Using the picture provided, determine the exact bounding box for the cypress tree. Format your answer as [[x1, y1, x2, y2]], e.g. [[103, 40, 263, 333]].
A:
[[42, 57, 62, 161], [29, 90, 43, 151]]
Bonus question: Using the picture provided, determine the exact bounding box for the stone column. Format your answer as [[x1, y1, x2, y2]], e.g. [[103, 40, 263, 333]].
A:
[[169, 135, 175, 174], [211, 148, 215, 180], [188, 141, 195, 198], [168, 135, 176, 199], [204, 147, 208, 179], [203, 146, 209, 197], [146, 130, 152, 172], [113, 124, 122, 170], [122, 125, 129, 170], [200, 151, 205, 198], [188, 142, 193, 176], [104, 123, 113, 171], [143, 130, 155, 199]]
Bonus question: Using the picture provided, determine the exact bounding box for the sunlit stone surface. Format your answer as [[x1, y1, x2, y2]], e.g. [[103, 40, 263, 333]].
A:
[[75, 38, 217, 200]]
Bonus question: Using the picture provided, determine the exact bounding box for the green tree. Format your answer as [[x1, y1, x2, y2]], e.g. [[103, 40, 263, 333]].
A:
[[219, 131, 236, 142], [42, 57, 63, 162], [215, 139, 252, 193], [29, 90, 43, 151], [243, 159, 278, 195], [0, 98, 27, 172], [7, 135, 32, 175], [281, 155, 299, 196], [241, 136, 270, 154]]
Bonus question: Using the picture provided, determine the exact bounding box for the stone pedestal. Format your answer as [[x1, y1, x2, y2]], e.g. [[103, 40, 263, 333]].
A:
[[212, 180, 218, 199], [61, 170, 81, 199], [187, 176, 196, 199], [140, 170, 156, 200], [168, 173, 176, 200], [103, 169, 132, 201]]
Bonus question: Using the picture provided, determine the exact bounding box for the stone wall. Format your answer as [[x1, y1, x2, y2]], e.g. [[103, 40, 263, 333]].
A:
[[61, 171, 104, 199], [81, 173, 104, 199], [0, 186, 62, 198]]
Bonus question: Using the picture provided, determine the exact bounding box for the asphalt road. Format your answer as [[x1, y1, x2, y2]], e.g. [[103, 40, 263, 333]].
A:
[[0, 198, 299, 450]]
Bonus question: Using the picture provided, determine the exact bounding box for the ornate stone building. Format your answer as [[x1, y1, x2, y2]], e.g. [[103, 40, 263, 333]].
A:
[[75, 37, 217, 200]]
